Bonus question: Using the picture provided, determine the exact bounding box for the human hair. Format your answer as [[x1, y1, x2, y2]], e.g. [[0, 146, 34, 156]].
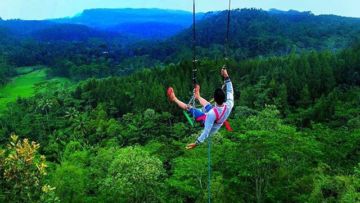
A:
[[214, 88, 226, 105]]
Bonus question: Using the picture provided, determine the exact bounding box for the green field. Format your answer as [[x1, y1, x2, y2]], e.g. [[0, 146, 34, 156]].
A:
[[0, 69, 69, 111], [15, 66, 40, 75]]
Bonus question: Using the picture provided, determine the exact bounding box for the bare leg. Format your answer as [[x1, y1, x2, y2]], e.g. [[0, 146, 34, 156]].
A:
[[194, 85, 210, 107], [167, 87, 189, 110], [173, 98, 189, 110], [197, 96, 210, 107]]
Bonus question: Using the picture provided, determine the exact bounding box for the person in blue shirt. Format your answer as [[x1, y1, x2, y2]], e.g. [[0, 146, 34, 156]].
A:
[[167, 68, 234, 150]]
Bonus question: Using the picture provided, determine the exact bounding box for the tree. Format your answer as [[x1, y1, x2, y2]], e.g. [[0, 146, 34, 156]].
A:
[[52, 162, 88, 203], [0, 55, 13, 85], [52, 141, 89, 202], [274, 83, 289, 115], [0, 134, 58, 202], [100, 146, 165, 202], [220, 106, 322, 202], [309, 164, 360, 202], [298, 84, 312, 107], [166, 142, 226, 203]]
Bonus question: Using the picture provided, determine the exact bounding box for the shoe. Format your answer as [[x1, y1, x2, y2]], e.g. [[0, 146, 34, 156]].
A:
[[167, 87, 176, 102]]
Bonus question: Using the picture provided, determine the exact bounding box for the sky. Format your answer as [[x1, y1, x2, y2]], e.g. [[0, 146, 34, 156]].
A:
[[0, 0, 359, 20]]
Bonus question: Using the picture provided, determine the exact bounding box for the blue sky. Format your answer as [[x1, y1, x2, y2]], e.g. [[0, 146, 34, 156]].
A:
[[0, 0, 359, 20]]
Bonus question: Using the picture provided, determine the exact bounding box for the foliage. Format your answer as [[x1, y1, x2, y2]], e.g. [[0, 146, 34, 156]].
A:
[[219, 106, 322, 202], [0, 134, 58, 202], [99, 146, 165, 202], [0, 55, 14, 86], [309, 164, 360, 202], [52, 162, 88, 203], [0, 8, 360, 203], [2, 9, 360, 81]]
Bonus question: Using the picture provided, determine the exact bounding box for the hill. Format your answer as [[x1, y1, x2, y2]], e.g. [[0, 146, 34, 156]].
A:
[[53, 8, 205, 40], [0, 8, 204, 43], [31, 23, 129, 42], [0, 20, 132, 43], [55, 8, 196, 27], [136, 9, 360, 62], [0, 20, 55, 37], [1, 7, 360, 203], [1, 42, 360, 203], [2, 9, 360, 80]]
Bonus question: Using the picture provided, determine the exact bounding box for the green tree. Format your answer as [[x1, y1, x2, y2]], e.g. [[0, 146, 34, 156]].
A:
[[298, 84, 312, 107], [0, 135, 58, 202], [220, 106, 322, 202], [309, 164, 360, 202], [52, 162, 88, 203], [100, 146, 165, 202], [52, 142, 89, 203]]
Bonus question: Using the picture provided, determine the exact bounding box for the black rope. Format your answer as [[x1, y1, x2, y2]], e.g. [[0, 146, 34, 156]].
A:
[[192, 0, 197, 85], [224, 0, 232, 68]]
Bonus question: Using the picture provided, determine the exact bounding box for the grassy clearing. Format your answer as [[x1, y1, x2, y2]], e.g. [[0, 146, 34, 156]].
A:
[[15, 66, 38, 75], [0, 67, 72, 111], [0, 69, 47, 110]]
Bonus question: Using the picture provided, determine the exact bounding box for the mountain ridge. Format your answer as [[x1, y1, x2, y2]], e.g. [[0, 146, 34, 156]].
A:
[[51, 8, 205, 40]]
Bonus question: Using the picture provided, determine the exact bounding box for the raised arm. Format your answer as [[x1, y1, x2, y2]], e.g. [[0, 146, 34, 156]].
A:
[[222, 69, 234, 109]]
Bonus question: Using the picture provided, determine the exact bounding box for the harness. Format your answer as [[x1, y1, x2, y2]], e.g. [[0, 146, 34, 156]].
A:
[[196, 105, 233, 131], [213, 105, 233, 131], [213, 105, 227, 124]]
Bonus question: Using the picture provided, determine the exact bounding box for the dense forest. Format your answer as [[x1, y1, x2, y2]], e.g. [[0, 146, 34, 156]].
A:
[[2, 9, 360, 79], [0, 8, 360, 203]]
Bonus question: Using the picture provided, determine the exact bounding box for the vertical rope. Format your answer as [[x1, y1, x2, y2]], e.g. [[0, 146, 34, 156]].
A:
[[192, 0, 197, 85], [224, 0, 232, 67], [208, 136, 211, 203], [223, 0, 232, 91]]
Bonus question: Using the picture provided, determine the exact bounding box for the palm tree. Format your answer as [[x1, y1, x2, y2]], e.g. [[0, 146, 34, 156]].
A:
[[36, 98, 54, 134], [71, 114, 88, 143], [64, 107, 79, 121]]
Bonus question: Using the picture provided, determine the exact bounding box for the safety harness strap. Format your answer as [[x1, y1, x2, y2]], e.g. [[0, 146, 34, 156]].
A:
[[213, 105, 227, 124], [213, 105, 233, 131]]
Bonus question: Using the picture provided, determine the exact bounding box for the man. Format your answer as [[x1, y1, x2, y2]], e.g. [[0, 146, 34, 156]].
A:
[[167, 68, 234, 150]]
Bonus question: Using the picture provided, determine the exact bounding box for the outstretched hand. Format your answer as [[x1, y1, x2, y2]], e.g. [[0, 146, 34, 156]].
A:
[[221, 68, 229, 78], [186, 143, 197, 150]]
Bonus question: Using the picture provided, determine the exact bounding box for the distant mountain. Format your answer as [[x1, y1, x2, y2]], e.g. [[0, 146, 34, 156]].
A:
[[106, 22, 186, 40], [0, 20, 55, 37], [0, 9, 204, 41], [52, 8, 204, 40], [55, 8, 196, 27], [2, 8, 360, 66], [31, 24, 116, 42], [142, 8, 360, 61], [0, 27, 11, 47], [268, 9, 313, 16], [0, 19, 134, 44]]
